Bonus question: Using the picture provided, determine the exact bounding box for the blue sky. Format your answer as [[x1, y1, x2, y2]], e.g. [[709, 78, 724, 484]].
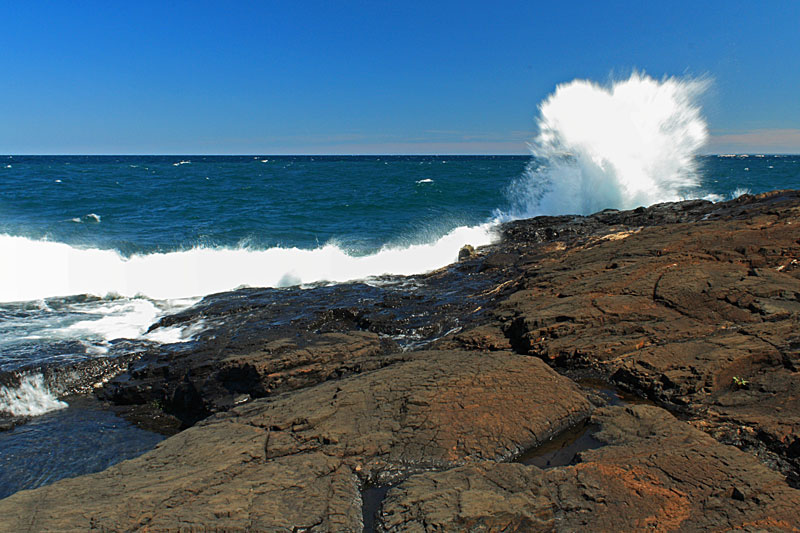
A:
[[2, 1, 798, 154]]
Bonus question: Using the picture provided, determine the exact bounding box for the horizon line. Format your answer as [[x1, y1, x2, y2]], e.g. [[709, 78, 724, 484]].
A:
[[4, 153, 800, 157]]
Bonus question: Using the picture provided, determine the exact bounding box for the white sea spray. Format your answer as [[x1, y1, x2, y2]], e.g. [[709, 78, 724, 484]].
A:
[[507, 72, 709, 217], [0, 374, 67, 417]]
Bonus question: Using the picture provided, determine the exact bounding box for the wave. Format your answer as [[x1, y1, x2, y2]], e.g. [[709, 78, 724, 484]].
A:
[[0, 374, 67, 417], [506, 72, 708, 217], [0, 224, 496, 302]]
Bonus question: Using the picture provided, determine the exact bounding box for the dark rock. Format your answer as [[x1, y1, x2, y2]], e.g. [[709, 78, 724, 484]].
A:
[[490, 190, 800, 482], [458, 243, 477, 260], [544, 405, 800, 531]]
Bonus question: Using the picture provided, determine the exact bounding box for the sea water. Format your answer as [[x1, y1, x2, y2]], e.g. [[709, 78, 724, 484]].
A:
[[0, 73, 798, 497]]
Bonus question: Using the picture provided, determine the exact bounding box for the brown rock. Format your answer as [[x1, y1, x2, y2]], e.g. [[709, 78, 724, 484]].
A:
[[493, 191, 800, 481], [379, 463, 555, 532], [226, 349, 592, 482], [545, 405, 800, 531], [0, 350, 591, 531], [374, 404, 800, 532], [459, 244, 477, 261]]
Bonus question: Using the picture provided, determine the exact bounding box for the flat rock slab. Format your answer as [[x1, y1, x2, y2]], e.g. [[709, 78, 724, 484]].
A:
[[376, 405, 800, 532], [100, 330, 399, 427], [221, 349, 592, 482], [0, 350, 591, 532], [378, 463, 556, 532]]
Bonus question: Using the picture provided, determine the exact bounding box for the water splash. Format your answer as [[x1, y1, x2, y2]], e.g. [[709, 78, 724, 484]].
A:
[[0, 374, 67, 417], [508, 72, 709, 217]]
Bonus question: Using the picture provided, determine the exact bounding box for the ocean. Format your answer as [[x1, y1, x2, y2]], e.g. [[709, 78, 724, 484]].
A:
[[1, 73, 799, 498], [1, 154, 798, 377]]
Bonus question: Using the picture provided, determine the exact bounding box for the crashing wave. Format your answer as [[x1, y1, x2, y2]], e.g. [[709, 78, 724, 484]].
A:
[[0, 223, 496, 302], [506, 72, 709, 217]]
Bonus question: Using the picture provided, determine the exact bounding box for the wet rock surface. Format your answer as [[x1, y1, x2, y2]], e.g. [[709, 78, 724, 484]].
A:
[[2, 190, 800, 531]]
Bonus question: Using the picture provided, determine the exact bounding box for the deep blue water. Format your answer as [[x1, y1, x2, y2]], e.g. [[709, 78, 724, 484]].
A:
[[0, 397, 164, 499], [0, 155, 523, 255], [0, 153, 797, 373]]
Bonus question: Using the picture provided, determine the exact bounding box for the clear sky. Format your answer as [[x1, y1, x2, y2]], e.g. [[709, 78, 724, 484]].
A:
[[2, 1, 799, 154]]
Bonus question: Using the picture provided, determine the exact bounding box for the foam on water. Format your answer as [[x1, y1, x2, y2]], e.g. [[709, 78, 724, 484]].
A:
[[507, 72, 709, 217], [53, 298, 199, 341], [0, 224, 496, 302], [0, 295, 202, 372], [0, 374, 67, 417]]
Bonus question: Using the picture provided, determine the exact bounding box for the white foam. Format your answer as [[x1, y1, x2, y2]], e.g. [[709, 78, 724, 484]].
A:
[[55, 299, 169, 340], [145, 319, 207, 344], [0, 374, 67, 417], [416, 179, 434, 184], [0, 224, 496, 302], [69, 213, 101, 224], [507, 72, 708, 217]]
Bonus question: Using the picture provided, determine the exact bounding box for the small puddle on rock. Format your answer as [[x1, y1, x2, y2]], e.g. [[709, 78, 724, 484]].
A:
[[516, 419, 603, 468], [361, 381, 653, 530], [361, 483, 394, 533], [516, 380, 654, 469]]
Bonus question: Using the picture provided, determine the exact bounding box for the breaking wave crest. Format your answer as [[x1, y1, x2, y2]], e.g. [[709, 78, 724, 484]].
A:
[[507, 72, 709, 217], [0, 224, 496, 302]]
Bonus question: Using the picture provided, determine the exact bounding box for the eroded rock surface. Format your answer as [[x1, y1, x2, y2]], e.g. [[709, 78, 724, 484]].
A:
[[0, 350, 591, 532], [482, 190, 800, 484], [378, 463, 555, 532], [376, 405, 800, 532], [547, 405, 800, 532]]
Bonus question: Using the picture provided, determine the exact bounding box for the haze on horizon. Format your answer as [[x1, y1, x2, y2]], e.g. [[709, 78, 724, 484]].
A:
[[2, 1, 799, 155]]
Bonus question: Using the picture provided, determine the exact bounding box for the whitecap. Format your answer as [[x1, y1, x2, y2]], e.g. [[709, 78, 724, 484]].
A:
[[145, 319, 207, 344], [69, 214, 101, 223], [416, 178, 434, 184]]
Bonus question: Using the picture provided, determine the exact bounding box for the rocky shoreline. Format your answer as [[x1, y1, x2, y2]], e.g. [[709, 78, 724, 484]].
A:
[[1, 190, 799, 531]]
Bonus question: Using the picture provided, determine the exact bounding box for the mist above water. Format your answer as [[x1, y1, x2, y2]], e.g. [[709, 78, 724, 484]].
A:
[[507, 72, 709, 216]]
